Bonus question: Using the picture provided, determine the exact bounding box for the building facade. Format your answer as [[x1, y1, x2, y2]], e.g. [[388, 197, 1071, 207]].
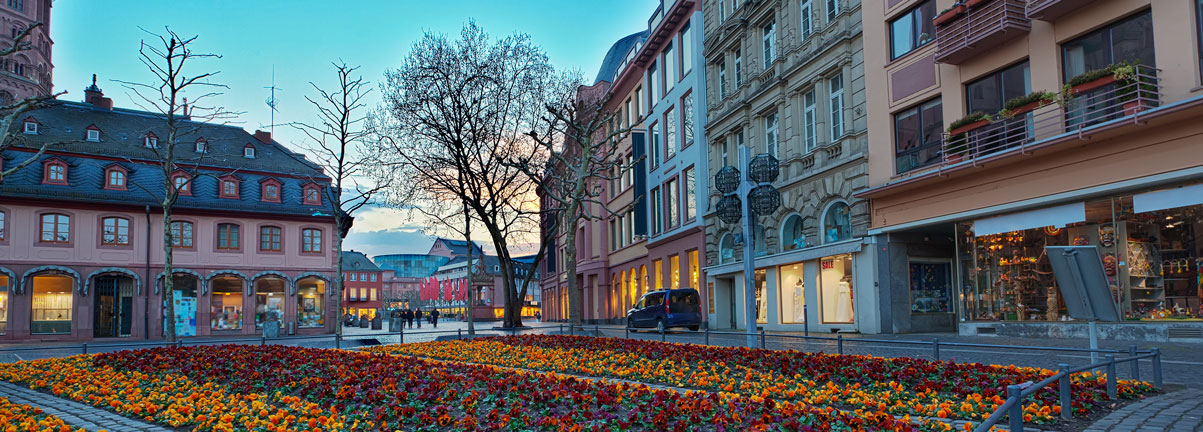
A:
[[861, 0, 1203, 340], [375, 253, 450, 309], [341, 251, 382, 320], [701, 0, 877, 333], [0, 0, 52, 103], [0, 83, 337, 341]]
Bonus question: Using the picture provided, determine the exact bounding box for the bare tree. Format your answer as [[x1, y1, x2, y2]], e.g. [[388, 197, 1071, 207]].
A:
[[0, 23, 68, 182], [293, 62, 391, 337], [375, 21, 556, 329], [517, 79, 637, 326], [118, 28, 235, 342]]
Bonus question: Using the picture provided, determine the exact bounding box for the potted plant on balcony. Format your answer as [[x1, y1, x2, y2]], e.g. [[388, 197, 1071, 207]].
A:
[[933, 2, 965, 26], [1112, 63, 1157, 116], [999, 91, 1059, 119], [944, 111, 991, 163]]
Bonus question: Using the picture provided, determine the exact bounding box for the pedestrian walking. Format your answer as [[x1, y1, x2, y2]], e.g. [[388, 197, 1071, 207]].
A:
[[403, 308, 413, 328], [415, 309, 424, 328], [534, 311, 541, 321], [431, 309, 440, 327]]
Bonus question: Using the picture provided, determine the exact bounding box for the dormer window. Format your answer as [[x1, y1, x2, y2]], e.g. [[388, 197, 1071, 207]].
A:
[[303, 184, 321, 206], [42, 159, 67, 185], [172, 173, 191, 195], [23, 117, 37, 134], [243, 144, 256, 158], [104, 166, 128, 190], [86, 125, 101, 142], [261, 179, 281, 203], [219, 175, 240, 199], [195, 138, 208, 153], [145, 133, 159, 148]]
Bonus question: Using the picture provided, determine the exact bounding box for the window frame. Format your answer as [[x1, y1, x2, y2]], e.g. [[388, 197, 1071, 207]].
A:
[[664, 106, 677, 160], [100, 216, 131, 246], [649, 121, 661, 168], [680, 23, 693, 78], [39, 213, 70, 244], [893, 97, 945, 174], [803, 90, 818, 152], [829, 74, 845, 140], [765, 111, 779, 157], [145, 133, 159, 148], [0, 210, 6, 242], [683, 165, 696, 222], [172, 173, 192, 196], [665, 176, 679, 229], [259, 225, 283, 252], [681, 91, 695, 149], [261, 179, 282, 203], [23, 119, 36, 134], [104, 166, 128, 191], [42, 159, 67, 185], [85, 127, 100, 142], [303, 184, 322, 206], [762, 21, 776, 68], [827, 0, 839, 22], [171, 220, 194, 249], [216, 223, 241, 251], [734, 49, 743, 87], [718, 59, 728, 97], [302, 228, 323, 253], [800, 0, 813, 39], [889, 0, 935, 60], [218, 176, 240, 199], [650, 186, 662, 235], [195, 138, 209, 153]]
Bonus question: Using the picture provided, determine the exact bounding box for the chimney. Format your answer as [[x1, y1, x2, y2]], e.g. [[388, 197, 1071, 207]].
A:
[[83, 74, 113, 110], [254, 130, 272, 145]]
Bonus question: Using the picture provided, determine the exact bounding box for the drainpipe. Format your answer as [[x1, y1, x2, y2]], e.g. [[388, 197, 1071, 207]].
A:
[[144, 205, 151, 340]]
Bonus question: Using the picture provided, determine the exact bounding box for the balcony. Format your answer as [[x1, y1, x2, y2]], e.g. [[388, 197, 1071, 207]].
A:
[[1026, 0, 1092, 21], [934, 0, 1031, 65], [940, 65, 1161, 167]]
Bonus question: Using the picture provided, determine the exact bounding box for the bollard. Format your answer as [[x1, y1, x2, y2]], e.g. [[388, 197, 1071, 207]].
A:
[[82, 343, 88, 355], [559, 324, 564, 335], [261, 336, 267, 346], [660, 324, 666, 342], [760, 329, 766, 350], [1152, 348, 1163, 387], [625, 326, 629, 339], [458, 329, 463, 340], [595, 324, 599, 337], [570, 324, 575, 336], [705, 327, 710, 346], [933, 337, 941, 361], [804, 305, 809, 337], [177, 340, 183, 349], [1129, 345, 1139, 381], [837, 335, 844, 355], [399, 326, 404, 345], [335, 333, 341, 350], [1105, 354, 1117, 399], [1057, 363, 1072, 421], [1007, 385, 1024, 431]]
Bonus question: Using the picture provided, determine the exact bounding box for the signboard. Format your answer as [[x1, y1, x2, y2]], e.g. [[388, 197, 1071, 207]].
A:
[[1045, 246, 1121, 322]]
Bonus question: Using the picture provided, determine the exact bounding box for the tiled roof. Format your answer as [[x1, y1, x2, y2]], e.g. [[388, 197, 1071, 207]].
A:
[[341, 251, 381, 271], [434, 237, 483, 256]]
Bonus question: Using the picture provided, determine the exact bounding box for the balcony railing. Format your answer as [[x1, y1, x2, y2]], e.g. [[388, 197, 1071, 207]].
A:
[[935, 0, 1031, 65], [1026, 0, 1092, 21], [940, 65, 1161, 167]]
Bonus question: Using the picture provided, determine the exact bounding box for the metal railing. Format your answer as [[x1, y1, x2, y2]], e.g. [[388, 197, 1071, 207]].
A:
[[935, 0, 1031, 64], [940, 64, 1161, 169]]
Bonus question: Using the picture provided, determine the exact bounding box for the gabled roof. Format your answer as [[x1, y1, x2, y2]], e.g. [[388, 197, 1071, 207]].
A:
[[341, 251, 381, 271], [432, 237, 484, 257]]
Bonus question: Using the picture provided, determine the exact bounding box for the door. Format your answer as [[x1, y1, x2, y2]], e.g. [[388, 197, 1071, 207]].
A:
[[93, 277, 118, 338]]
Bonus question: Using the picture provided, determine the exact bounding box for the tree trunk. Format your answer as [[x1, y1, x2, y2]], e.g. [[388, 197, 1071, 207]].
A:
[[334, 214, 344, 337], [563, 213, 582, 327], [161, 206, 176, 342], [464, 202, 475, 336]]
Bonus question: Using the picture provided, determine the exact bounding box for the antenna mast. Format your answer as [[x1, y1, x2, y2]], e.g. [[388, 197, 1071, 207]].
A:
[[265, 65, 283, 136]]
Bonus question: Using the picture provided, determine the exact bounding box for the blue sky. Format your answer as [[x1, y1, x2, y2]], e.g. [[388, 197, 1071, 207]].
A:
[[49, 0, 652, 257]]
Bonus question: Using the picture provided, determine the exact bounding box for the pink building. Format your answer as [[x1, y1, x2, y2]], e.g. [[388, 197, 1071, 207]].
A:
[[0, 82, 337, 341]]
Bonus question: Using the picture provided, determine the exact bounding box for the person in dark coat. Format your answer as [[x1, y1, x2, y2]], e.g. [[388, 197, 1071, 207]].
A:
[[414, 309, 424, 328], [403, 308, 413, 328], [430, 309, 440, 327]]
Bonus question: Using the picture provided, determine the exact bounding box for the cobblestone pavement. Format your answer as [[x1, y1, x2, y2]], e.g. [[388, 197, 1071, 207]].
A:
[[1085, 390, 1203, 432], [0, 380, 170, 432]]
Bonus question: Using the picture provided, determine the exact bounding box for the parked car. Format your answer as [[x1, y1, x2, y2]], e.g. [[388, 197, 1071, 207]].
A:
[[627, 288, 702, 332]]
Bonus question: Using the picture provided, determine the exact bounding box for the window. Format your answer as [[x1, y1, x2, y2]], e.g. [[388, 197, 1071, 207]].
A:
[[43, 160, 66, 185], [304, 185, 321, 205], [651, 187, 662, 235], [718, 59, 727, 97], [827, 0, 839, 21], [670, 255, 680, 289], [762, 22, 776, 68], [736, 127, 745, 154], [624, 98, 633, 127], [681, 24, 693, 77], [765, 112, 779, 157], [720, 234, 735, 264], [688, 250, 699, 290], [648, 61, 660, 105], [682, 92, 694, 147], [633, 87, 642, 119], [800, 0, 813, 39], [719, 0, 726, 21], [889, 0, 935, 60], [683, 166, 696, 221], [721, 135, 730, 166], [649, 122, 661, 168], [39, 213, 69, 243], [145, 134, 158, 148], [217, 223, 240, 250], [894, 98, 944, 173], [173, 174, 190, 195], [351, 273, 358, 282], [210, 277, 243, 330], [243, 145, 256, 158], [7, 0, 22, 11], [1062, 11, 1155, 82], [370, 273, 377, 282], [31, 275, 72, 335], [663, 42, 675, 90], [829, 75, 844, 139], [803, 90, 818, 152], [624, 153, 634, 189], [86, 127, 100, 142], [296, 278, 325, 328], [262, 181, 281, 202], [0, 211, 5, 241], [302, 228, 322, 252], [220, 178, 239, 199], [101, 217, 130, 245], [610, 219, 618, 250], [664, 107, 676, 159], [823, 201, 852, 243], [195, 139, 208, 153], [259, 226, 282, 252], [782, 214, 806, 250], [734, 49, 742, 86], [967, 61, 1031, 114], [105, 167, 126, 190], [666, 178, 679, 228], [653, 259, 663, 290], [171, 221, 194, 248], [23, 119, 36, 134]]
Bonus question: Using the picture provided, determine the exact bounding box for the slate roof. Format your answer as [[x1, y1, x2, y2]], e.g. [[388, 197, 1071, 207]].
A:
[[594, 31, 648, 85], [0, 100, 332, 217], [341, 251, 381, 271], [434, 237, 484, 257]]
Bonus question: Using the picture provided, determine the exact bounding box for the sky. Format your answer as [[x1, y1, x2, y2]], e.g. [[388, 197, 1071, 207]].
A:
[[49, 0, 652, 258]]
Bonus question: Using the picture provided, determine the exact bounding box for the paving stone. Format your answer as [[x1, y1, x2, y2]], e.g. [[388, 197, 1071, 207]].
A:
[[0, 380, 170, 431]]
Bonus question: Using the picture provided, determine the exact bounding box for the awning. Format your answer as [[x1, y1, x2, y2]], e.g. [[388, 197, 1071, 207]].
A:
[[1133, 183, 1203, 213], [972, 202, 1085, 237]]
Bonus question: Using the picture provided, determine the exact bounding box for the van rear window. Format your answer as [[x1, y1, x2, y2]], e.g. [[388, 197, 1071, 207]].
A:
[[669, 291, 700, 313]]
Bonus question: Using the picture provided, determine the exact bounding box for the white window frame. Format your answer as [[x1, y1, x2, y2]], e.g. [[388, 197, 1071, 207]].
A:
[[23, 121, 36, 134], [195, 140, 208, 153], [762, 22, 776, 68], [734, 49, 742, 87], [803, 90, 818, 152], [800, 0, 813, 39], [681, 24, 693, 77], [145, 136, 158, 148], [244, 146, 256, 158], [827, 0, 840, 22], [86, 129, 100, 142], [718, 59, 727, 97], [765, 112, 779, 157], [722, 135, 730, 166], [829, 74, 845, 140]]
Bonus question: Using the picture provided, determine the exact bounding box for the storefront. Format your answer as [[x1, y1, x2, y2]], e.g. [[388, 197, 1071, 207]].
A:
[[296, 277, 325, 329], [0, 274, 8, 336], [210, 276, 243, 331]]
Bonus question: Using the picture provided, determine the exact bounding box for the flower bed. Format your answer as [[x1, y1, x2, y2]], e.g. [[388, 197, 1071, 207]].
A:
[[0, 345, 953, 431], [0, 396, 82, 432], [365, 335, 1154, 426]]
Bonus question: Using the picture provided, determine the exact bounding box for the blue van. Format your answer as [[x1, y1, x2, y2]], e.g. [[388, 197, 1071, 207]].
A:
[[626, 288, 702, 332]]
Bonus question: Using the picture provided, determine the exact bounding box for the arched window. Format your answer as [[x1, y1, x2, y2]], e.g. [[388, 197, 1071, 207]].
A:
[[40, 213, 70, 243], [719, 233, 735, 263], [259, 226, 282, 252], [172, 173, 191, 195], [261, 180, 281, 203], [219, 176, 240, 199], [303, 184, 322, 205], [217, 223, 240, 250], [42, 159, 67, 185], [781, 214, 805, 251], [302, 228, 323, 253], [170, 221, 194, 248], [101, 217, 130, 245], [822, 201, 852, 243]]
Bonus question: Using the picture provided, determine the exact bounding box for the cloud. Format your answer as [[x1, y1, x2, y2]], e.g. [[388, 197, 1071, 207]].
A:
[[342, 203, 545, 259]]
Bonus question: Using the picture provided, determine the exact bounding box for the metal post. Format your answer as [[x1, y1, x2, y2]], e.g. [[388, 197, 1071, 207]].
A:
[[837, 334, 844, 355], [660, 324, 666, 342], [624, 326, 629, 339], [804, 305, 809, 337], [759, 329, 766, 349], [1128, 345, 1139, 381], [738, 145, 758, 349], [177, 340, 182, 349], [933, 337, 941, 361], [81, 343, 87, 355], [1089, 320, 1100, 365], [261, 336, 267, 346], [705, 327, 710, 346], [335, 333, 341, 349], [1057, 364, 1072, 421], [595, 324, 599, 337], [399, 326, 404, 345], [458, 329, 463, 340], [570, 324, 575, 336], [559, 324, 564, 335], [1152, 348, 1163, 387], [1105, 354, 1117, 399], [1007, 385, 1024, 431]]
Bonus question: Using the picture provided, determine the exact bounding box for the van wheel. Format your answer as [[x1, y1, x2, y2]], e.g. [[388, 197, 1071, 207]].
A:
[[688, 325, 699, 331], [656, 319, 666, 333]]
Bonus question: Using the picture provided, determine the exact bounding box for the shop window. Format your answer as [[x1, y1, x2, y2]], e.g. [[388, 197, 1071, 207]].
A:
[[627, 271, 638, 308], [259, 225, 282, 252], [688, 250, 699, 290], [302, 228, 323, 253], [653, 259, 663, 290], [0, 275, 8, 335], [254, 278, 286, 329], [823, 202, 852, 243], [40, 213, 69, 243], [166, 275, 199, 337], [819, 254, 854, 324], [909, 260, 952, 313], [170, 221, 194, 248], [210, 277, 243, 330], [889, 0, 935, 60], [669, 255, 680, 289], [782, 214, 806, 251], [720, 234, 736, 264], [779, 263, 806, 323], [31, 275, 72, 334], [101, 216, 130, 246], [755, 268, 767, 324], [217, 223, 240, 250]]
